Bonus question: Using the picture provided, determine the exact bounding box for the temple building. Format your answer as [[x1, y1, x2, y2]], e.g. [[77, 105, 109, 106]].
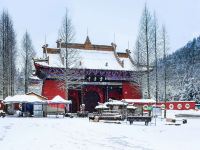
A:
[[33, 36, 146, 112]]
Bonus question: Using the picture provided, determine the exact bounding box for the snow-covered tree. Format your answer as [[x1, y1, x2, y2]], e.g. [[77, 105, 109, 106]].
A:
[[161, 25, 169, 118], [135, 4, 155, 98], [157, 36, 200, 103], [0, 10, 16, 98], [152, 13, 159, 102], [21, 31, 36, 93], [58, 9, 80, 99]]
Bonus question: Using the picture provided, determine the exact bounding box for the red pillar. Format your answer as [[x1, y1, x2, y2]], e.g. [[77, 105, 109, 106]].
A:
[[68, 90, 79, 112]]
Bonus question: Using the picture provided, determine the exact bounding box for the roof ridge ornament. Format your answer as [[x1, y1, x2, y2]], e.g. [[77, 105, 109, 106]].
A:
[[112, 43, 124, 68], [85, 36, 91, 45], [126, 49, 137, 66], [56, 39, 62, 48]]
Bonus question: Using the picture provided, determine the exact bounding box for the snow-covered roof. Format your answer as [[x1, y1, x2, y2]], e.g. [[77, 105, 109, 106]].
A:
[[3, 95, 46, 103], [29, 75, 42, 80], [48, 95, 72, 104], [36, 53, 64, 68], [34, 37, 146, 72], [121, 57, 134, 70], [75, 49, 137, 71], [26, 92, 48, 100], [122, 99, 156, 103], [127, 105, 137, 109], [95, 105, 109, 109], [120, 57, 147, 71], [35, 48, 142, 71], [105, 100, 128, 106]]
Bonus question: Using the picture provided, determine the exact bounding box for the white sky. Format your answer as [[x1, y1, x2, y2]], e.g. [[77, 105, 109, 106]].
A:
[[1, 0, 200, 56]]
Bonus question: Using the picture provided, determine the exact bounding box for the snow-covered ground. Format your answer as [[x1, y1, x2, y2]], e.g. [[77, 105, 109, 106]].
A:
[[0, 110, 200, 150]]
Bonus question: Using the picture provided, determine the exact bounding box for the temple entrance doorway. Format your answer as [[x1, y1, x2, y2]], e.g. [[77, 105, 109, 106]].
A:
[[83, 91, 99, 112]]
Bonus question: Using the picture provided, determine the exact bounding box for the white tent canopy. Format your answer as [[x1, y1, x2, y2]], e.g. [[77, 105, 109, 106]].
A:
[[48, 95, 72, 104], [3, 95, 46, 104]]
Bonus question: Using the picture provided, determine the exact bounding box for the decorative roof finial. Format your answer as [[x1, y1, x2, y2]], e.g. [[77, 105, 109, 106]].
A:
[[85, 35, 91, 45]]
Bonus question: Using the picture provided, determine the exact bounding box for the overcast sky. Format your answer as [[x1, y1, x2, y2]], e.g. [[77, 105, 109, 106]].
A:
[[1, 0, 200, 56]]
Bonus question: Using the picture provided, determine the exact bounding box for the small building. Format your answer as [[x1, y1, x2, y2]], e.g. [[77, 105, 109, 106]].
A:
[[3, 92, 48, 116]]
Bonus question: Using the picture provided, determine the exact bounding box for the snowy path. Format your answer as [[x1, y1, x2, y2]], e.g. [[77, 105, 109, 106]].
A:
[[0, 112, 199, 150]]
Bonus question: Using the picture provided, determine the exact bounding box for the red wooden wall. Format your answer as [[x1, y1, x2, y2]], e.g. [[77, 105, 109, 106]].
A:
[[122, 82, 142, 99], [41, 80, 143, 111], [42, 80, 67, 100], [157, 101, 196, 110]]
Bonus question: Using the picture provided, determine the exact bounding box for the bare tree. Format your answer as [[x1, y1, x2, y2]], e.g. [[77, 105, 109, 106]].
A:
[[134, 37, 144, 94], [161, 25, 169, 118], [152, 13, 159, 102], [58, 9, 80, 100], [136, 4, 154, 98], [0, 10, 16, 98], [59, 10, 74, 44], [21, 31, 36, 93]]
